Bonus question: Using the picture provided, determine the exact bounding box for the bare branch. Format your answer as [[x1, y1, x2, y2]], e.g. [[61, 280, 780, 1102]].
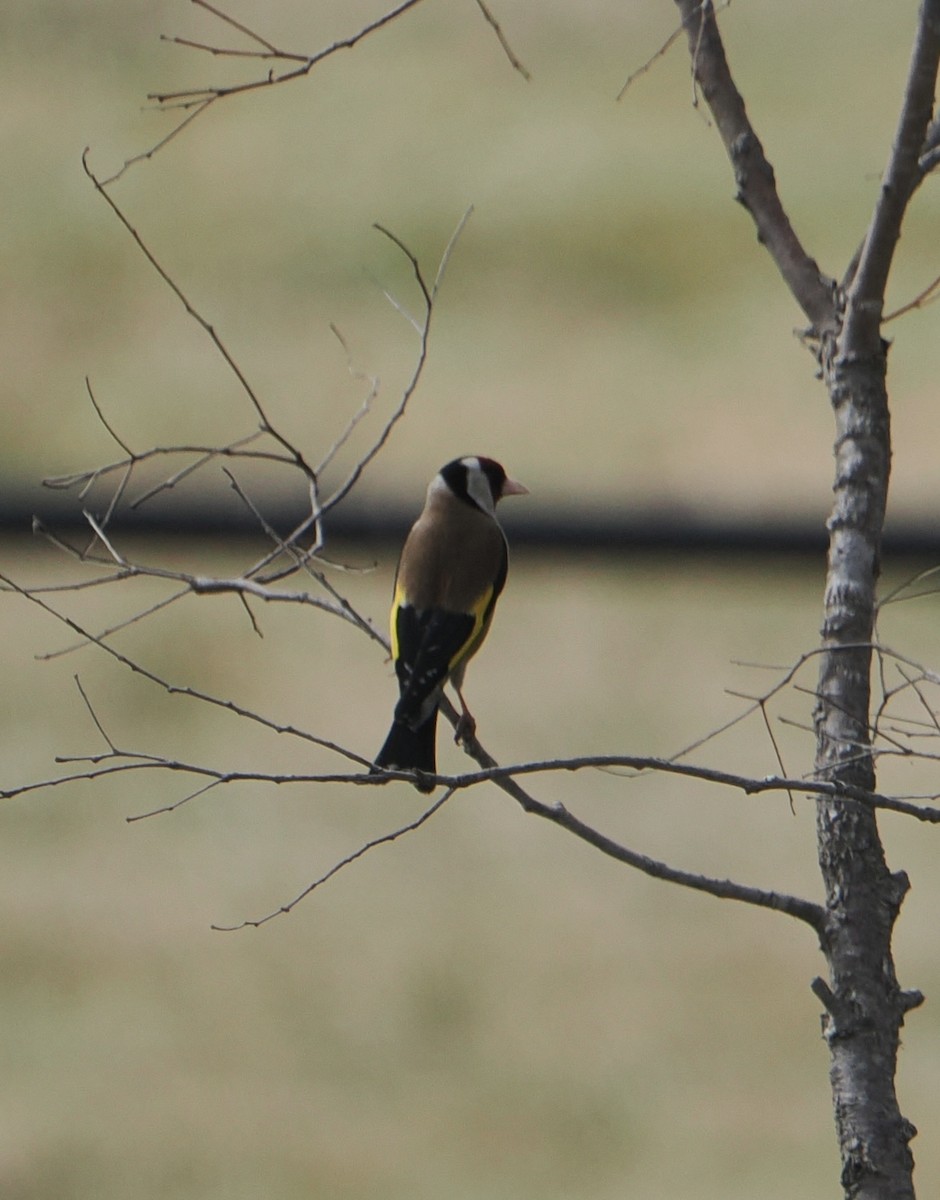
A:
[[100, 101, 213, 187], [190, 0, 281, 55], [163, 36, 284, 61], [37, 173, 460, 686], [843, 0, 940, 353], [524, 793, 825, 929], [883, 267, 940, 322], [0, 711, 834, 929], [38, 587, 192, 660], [617, 19, 685, 99], [432, 204, 475, 301], [130, 435, 275, 509], [82, 510, 124, 565], [128, 775, 230, 822], [473, 1, 531, 81], [662, 643, 869, 767], [83, 151, 313, 485], [211, 790, 454, 930], [443, 718, 826, 932], [20, 625, 940, 931], [317, 216, 471, 518], [73, 675, 119, 753], [372, 223, 431, 309], [80, 153, 460, 559], [84, 377, 134, 456], [315, 325, 380, 476], [670, 0, 837, 334], [1, 571, 371, 767], [43, 433, 272, 500], [99, 0, 431, 180], [101, 0, 531, 187], [11, 740, 940, 827]]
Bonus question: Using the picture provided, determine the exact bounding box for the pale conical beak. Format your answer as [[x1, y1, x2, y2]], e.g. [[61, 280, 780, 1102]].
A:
[[501, 476, 529, 497]]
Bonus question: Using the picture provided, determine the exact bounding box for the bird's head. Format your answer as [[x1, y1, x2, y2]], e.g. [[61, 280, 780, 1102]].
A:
[[438, 456, 528, 516]]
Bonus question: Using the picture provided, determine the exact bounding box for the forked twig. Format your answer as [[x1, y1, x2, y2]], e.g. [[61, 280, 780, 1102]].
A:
[[618, 0, 732, 100], [103, 0, 528, 182], [2, 571, 371, 767], [38, 159, 470, 659]]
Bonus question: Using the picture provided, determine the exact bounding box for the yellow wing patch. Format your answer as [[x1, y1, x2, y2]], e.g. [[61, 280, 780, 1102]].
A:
[[449, 584, 496, 672], [390, 581, 496, 678], [389, 581, 407, 662]]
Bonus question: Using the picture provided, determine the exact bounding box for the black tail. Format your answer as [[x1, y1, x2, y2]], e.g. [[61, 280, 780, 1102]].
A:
[[373, 711, 438, 792]]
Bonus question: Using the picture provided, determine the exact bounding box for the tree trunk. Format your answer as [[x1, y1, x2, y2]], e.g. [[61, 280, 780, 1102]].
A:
[[813, 337, 920, 1200], [809, 2, 940, 1186], [671, 1, 940, 1194]]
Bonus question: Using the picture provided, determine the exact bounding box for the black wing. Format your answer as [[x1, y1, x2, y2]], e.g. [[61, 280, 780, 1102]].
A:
[[392, 605, 476, 727]]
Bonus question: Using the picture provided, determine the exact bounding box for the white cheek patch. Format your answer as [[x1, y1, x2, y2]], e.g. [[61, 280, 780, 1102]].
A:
[[428, 474, 451, 500], [463, 459, 496, 515]]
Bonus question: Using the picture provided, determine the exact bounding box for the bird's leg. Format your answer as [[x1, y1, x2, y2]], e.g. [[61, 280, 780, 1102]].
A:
[[453, 686, 477, 745]]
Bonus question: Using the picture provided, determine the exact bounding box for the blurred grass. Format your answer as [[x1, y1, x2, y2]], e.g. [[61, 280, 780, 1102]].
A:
[[5, 1, 940, 1197]]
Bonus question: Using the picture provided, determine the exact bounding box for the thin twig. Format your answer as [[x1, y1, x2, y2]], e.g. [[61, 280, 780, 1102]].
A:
[[191, 0, 280, 55], [318, 216, 471, 518], [36, 588, 189, 660], [84, 152, 306, 471], [84, 378, 134, 456], [315, 325, 380, 476], [878, 563, 940, 608], [617, 20, 685, 99], [883, 269, 940, 322], [432, 205, 475, 300], [473, 1, 531, 80], [211, 790, 454, 929], [618, 1, 735, 102], [73, 676, 118, 752], [1, 571, 371, 766], [100, 101, 213, 187], [107, 0, 532, 183], [104, 0, 430, 183]]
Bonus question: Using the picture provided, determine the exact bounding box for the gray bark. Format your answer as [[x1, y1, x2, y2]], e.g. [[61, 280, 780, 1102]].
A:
[[672, 1, 940, 1194]]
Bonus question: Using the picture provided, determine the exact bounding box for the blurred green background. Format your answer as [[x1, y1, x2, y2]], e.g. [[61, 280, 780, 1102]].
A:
[[4, 1, 940, 1197]]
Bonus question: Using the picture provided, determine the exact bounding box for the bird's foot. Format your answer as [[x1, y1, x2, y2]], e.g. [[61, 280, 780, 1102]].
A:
[[454, 711, 477, 745]]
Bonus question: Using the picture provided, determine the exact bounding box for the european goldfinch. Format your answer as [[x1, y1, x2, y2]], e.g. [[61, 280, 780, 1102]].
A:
[[373, 456, 528, 791]]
